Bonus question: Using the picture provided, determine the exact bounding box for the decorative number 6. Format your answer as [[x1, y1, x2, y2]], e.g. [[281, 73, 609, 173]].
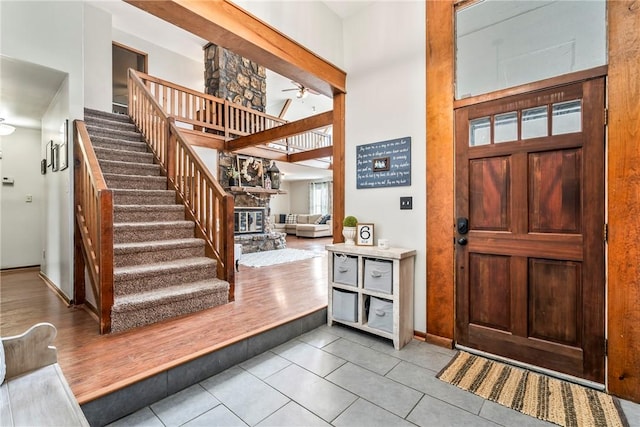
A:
[[360, 226, 371, 240]]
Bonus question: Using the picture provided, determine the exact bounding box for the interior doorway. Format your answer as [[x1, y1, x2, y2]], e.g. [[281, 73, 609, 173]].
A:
[[112, 42, 147, 114], [454, 77, 606, 383]]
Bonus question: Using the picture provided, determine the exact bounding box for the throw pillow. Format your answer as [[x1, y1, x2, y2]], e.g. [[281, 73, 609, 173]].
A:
[[318, 214, 331, 224], [278, 214, 287, 224], [285, 214, 298, 224], [314, 215, 324, 225]]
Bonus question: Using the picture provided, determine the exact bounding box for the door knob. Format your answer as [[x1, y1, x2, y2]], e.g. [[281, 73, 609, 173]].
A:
[[457, 237, 468, 246]]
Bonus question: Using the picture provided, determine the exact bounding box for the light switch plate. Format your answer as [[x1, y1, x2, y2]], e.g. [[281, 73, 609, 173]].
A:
[[400, 196, 412, 210]]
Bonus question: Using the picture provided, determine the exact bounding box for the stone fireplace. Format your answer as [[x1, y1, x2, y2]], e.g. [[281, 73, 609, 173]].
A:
[[219, 153, 286, 253]]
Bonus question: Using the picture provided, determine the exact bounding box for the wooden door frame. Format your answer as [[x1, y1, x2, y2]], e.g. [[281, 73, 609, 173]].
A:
[[426, 0, 640, 402]]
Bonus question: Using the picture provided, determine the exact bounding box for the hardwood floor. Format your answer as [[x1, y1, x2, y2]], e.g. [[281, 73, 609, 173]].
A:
[[0, 236, 332, 404]]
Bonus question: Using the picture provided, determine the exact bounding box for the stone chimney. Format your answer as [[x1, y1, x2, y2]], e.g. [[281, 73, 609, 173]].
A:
[[204, 43, 267, 112]]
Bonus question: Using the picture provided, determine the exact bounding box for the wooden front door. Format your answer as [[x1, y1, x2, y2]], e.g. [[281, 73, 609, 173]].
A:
[[454, 78, 605, 383]]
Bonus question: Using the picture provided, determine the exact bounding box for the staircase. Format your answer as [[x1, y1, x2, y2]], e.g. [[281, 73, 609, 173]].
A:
[[83, 108, 229, 333]]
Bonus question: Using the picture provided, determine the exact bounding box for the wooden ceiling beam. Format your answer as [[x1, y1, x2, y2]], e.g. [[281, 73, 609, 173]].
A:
[[288, 146, 333, 163], [124, 0, 346, 97], [226, 111, 333, 151]]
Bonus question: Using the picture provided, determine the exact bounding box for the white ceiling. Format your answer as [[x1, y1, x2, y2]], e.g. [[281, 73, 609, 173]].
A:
[[0, 57, 67, 129]]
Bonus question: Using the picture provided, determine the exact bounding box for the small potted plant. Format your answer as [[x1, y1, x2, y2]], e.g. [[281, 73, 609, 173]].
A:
[[342, 215, 358, 245]]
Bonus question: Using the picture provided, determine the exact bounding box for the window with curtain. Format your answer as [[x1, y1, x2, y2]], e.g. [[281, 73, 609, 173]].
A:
[[309, 181, 333, 215]]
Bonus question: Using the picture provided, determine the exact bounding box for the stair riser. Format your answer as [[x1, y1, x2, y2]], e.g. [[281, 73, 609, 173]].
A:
[[92, 139, 149, 153], [114, 225, 195, 244], [87, 127, 142, 142], [115, 246, 204, 267], [106, 176, 167, 191], [114, 209, 185, 223], [85, 120, 138, 133], [100, 162, 162, 176], [110, 290, 228, 333], [114, 193, 176, 205], [114, 265, 216, 296], [95, 149, 154, 164], [84, 109, 132, 123]]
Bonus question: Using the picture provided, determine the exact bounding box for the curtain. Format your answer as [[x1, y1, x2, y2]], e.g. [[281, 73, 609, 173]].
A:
[[309, 181, 333, 215]]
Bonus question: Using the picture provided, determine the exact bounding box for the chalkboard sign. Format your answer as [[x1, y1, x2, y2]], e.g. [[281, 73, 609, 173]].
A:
[[356, 137, 411, 189]]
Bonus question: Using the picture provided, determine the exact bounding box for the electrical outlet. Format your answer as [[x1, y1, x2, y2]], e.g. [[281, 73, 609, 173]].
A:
[[400, 196, 412, 210]]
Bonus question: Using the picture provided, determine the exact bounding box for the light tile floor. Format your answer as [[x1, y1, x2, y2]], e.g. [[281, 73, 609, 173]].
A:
[[109, 325, 640, 427]]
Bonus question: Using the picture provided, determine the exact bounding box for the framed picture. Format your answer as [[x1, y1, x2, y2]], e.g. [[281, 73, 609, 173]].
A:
[[52, 144, 60, 171], [46, 140, 53, 167], [59, 119, 69, 170], [372, 156, 390, 172], [237, 155, 264, 187], [356, 223, 374, 246]]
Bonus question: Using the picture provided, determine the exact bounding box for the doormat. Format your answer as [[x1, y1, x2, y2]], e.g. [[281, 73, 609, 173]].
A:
[[238, 248, 320, 268], [437, 351, 628, 427]]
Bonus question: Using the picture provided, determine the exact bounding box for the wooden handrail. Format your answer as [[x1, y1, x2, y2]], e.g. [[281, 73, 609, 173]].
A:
[[128, 69, 236, 298], [74, 120, 114, 334]]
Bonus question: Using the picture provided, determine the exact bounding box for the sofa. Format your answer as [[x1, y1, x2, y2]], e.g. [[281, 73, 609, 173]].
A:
[[273, 213, 332, 238]]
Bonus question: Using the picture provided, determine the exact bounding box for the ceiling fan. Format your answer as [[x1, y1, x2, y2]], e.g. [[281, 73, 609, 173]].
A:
[[282, 81, 320, 99]]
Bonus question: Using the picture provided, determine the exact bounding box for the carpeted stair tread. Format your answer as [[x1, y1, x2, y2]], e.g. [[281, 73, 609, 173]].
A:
[[84, 108, 132, 123], [94, 146, 155, 164], [91, 135, 149, 153], [114, 237, 204, 254], [114, 204, 185, 222], [99, 159, 162, 176], [114, 220, 195, 229], [114, 220, 195, 242], [86, 124, 143, 142], [114, 257, 215, 280], [113, 189, 177, 206], [112, 279, 229, 312], [85, 117, 138, 133], [105, 174, 168, 191]]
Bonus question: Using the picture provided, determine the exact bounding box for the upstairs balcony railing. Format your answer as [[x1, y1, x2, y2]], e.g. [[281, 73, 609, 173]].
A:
[[133, 71, 332, 154]]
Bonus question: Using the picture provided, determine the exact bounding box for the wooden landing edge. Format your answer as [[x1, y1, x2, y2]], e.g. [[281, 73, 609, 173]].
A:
[[39, 272, 72, 307], [76, 304, 327, 404]]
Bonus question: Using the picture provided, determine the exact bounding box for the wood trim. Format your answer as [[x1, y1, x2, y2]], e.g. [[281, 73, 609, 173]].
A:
[[124, 0, 346, 96], [180, 129, 226, 150], [453, 66, 608, 109], [38, 272, 71, 307], [426, 333, 454, 349], [426, 0, 455, 342], [226, 111, 333, 151], [278, 99, 292, 119], [332, 93, 345, 241], [607, 0, 640, 402], [288, 146, 333, 163]]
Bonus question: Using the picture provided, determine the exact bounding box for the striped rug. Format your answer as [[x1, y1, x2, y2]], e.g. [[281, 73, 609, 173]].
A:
[[437, 351, 628, 427]]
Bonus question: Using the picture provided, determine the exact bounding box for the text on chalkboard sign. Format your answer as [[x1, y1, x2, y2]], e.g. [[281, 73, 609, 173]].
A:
[[356, 137, 411, 189]]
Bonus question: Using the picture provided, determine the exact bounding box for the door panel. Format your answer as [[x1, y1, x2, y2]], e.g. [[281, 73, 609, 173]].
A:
[[455, 78, 605, 383]]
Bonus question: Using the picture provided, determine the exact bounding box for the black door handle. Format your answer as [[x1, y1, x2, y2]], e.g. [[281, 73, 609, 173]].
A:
[[457, 237, 468, 246]]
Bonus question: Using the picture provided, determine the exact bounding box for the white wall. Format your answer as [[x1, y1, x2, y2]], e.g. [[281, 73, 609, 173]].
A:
[[0, 128, 44, 268], [268, 181, 290, 217], [234, 0, 345, 69], [113, 29, 204, 92], [1, 1, 84, 298], [41, 78, 73, 298], [343, 1, 427, 332], [288, 181, 311, 214], [84, 3, 113, 111]]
